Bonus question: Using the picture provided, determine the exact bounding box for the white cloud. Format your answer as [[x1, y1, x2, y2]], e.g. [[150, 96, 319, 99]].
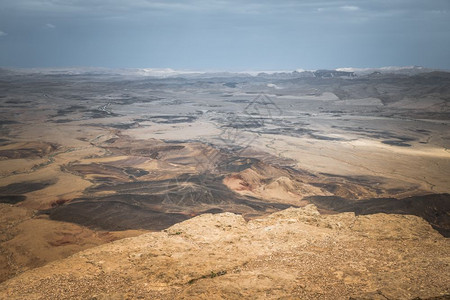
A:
[[267, 83, 282, 89], [340, 5, 360, 12], [0, 30, 7, 37], [45, 23, 56, 29]]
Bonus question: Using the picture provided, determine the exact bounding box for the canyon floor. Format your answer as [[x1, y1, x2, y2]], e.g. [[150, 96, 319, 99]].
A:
[[0, 68, 449, 299]]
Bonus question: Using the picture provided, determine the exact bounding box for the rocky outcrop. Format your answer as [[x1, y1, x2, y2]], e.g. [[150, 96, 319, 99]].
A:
[[1, 205, 448, 299]]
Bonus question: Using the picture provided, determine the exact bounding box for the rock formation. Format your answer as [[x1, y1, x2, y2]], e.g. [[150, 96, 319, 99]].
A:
[[1, 205, 448, 299]]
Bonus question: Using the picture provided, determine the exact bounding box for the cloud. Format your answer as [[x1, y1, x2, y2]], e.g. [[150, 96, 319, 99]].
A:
[[0, 30, 7, 37], [0, 1, 362, 16], [1, 0, 450, 22], [45, 23, 56, 29], [340, 5, 360, 12]]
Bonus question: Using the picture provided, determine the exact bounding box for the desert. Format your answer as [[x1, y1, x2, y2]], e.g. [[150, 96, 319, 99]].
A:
[[0, 67, 449, 299]]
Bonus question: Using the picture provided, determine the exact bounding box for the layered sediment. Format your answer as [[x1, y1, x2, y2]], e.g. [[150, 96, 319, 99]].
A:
[[0, 70, 449, 297]]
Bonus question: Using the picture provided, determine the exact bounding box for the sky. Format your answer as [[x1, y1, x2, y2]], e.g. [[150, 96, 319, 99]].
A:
[[0, 0, 449, 70]]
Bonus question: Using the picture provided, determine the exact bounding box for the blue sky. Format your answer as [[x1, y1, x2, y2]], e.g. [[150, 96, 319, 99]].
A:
[[0, 0, 449, 70]]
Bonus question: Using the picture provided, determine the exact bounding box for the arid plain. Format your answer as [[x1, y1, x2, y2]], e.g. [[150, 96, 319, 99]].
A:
[[0, 68, 449, 299]]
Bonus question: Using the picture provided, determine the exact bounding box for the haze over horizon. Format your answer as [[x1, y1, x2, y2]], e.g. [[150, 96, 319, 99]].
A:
[[0, 0, 449, 70]]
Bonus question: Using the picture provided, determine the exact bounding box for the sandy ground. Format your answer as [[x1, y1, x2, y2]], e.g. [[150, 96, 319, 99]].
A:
[[254, 134, 450, 193]]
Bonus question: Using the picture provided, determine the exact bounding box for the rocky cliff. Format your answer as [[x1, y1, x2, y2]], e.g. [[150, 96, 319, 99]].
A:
[[0, 205, 448, 299]]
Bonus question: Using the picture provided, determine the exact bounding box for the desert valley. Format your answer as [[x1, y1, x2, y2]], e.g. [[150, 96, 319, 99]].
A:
[[0, 67, 449, 299]]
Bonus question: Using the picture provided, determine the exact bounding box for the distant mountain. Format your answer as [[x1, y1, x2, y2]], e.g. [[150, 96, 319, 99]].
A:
[[1, 66, 447, 79], [335, 66, 439, 76]]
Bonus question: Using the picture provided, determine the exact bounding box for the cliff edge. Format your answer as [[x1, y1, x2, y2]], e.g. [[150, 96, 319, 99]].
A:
[[0, 205, 449, 299]]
